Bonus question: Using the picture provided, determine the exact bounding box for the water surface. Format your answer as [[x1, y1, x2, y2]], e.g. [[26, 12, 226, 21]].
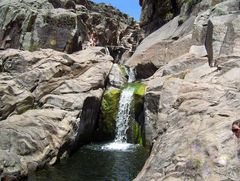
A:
[[35, 142, 148, 181]]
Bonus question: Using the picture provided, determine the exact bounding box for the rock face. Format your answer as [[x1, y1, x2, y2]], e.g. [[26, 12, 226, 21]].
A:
[[0, 0, 141, 59], [139, 0, 225, 35], [0, 0, 142, 178], [0, 0, 240, 180], [131, 0, 240, 180], [139, 0, 185, 35], [125, 15, 195, 78], [0, 0, 80, 53], [0, 47, 113, 178]]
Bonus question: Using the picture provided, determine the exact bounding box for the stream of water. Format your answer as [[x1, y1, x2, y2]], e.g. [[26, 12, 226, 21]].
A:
[[128, 68, 136, 83]]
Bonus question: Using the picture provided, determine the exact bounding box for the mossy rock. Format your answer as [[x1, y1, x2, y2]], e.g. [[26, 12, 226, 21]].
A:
[[98, 83, 146, 144], [119, 64, 128, 79], [29, 43, 40, 52], [121, 83, 146, 116], [133, 83, 146, 146], [123, 82, 146, 96], [128, 117, 145, 146], [126, 83, 146, 145], [100, 88, 121, 139]]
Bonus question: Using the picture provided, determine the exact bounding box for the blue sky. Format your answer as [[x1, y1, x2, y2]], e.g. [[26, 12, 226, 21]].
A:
[[92, 0, 141, 21]]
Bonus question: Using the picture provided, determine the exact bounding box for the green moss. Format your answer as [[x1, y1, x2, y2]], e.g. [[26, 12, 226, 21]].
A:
[[134, 94, 143, 116], [165, 12, 174, 21], [119, 65, 128, 79], [29, 43, 40, 52], [133, 83, 146, 96], [99, 83, 146, 144], [26, 14, 37, 32], [125, 83, 146, 146], [101, 89, 121, 138], [123, 82, 146, 96], [133, 121, 145, 146], [127, 111, 145, 146], [192, 159, 202, 169]]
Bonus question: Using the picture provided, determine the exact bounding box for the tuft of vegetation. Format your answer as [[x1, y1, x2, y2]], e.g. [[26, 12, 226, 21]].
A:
[[29, 43, 40, 52], [183, 157, 203, 179], [165, 12, 174, 21], [119, 65, 128, 79]]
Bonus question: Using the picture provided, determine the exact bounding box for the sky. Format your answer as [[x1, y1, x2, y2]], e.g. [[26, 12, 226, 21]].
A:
[[92, 0, 141, 21]]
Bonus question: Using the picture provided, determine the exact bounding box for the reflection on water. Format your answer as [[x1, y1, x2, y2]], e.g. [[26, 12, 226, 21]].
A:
[[35, 142, 148, 181], [101, 142, 136, 151]]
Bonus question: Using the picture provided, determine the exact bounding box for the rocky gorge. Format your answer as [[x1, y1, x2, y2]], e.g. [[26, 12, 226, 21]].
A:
[[0, 0, 240, 180]]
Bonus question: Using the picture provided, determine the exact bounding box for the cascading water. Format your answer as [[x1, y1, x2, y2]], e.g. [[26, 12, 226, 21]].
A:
[[128, 67, 136, 83], [102, 67, 136, 150], [114, 86, 135, 143]]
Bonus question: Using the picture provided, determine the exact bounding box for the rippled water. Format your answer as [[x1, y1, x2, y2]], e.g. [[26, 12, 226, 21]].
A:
[[35, 142, 148, 181]]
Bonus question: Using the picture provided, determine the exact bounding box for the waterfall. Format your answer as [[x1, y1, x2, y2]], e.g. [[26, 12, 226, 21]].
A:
[[102, 67, 139, 151], [114, 67, 136, 142], [114, 86, 135, 143]]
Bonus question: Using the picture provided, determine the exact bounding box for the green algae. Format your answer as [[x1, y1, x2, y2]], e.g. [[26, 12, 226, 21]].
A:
[[100, 83, 146, 145], [119, 64, 128, 79], [100, 88, 121, 138]]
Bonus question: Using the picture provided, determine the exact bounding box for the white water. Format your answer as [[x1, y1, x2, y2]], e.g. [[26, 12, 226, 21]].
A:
[[114, 86, 135, 143], [102, 86, 135, 151], [102, 66, 136, 151], [101, 142, 136, 152], [128, 68, 135, 83]]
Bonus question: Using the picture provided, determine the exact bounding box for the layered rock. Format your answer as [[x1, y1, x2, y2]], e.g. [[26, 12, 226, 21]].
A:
[[126, 0, 240, 78], [0, 47, 113, 178], [131, 0, 240, 180], [0, 0, 80, 53], [125, 15, 195, 79], [0, 0, 141, 60], [139, 0, 230, 35]]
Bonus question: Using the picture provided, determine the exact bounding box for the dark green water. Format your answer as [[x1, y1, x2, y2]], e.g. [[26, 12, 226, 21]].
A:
[[34, 142, 148, 181]]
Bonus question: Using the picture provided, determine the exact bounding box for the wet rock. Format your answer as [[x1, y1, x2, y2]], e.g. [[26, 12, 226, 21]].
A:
[[107, 46, 128, 63], [99, 88, 121, 139], [129, 83, 146, 145]]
